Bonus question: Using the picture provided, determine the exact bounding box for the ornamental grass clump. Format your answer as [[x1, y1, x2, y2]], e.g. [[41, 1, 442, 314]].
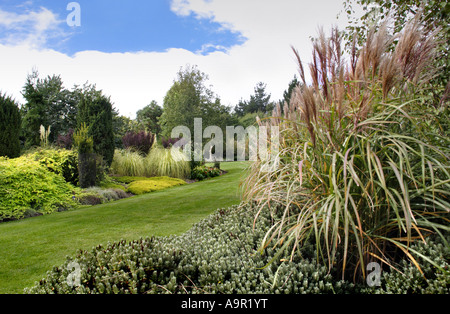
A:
[[110, 149, 147, 177], [145, 147, 190, 179], [242, 14, 449, 282]]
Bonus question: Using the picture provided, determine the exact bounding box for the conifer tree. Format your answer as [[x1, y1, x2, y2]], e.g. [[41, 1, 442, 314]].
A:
[[0, 93, 21, 158]]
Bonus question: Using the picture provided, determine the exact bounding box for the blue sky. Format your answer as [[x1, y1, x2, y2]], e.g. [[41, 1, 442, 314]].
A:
[[0, 0, 357, 117], [0, 0, 245, 55]]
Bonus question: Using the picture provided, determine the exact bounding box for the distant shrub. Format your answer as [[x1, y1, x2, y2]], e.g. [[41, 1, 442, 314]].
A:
[[56, 129, 74, 150], [122, 131, 155, 156], [76, 187, 130, 206], [0, 156, 76, 221], [190, 166, 221, 181], [99, 181, 127, 192], [160, 137, 187, 149], [127, 177, 186, 195]]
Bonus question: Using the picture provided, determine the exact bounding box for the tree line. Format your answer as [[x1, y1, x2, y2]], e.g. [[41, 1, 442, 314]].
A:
[[0, 66, 298, 161]]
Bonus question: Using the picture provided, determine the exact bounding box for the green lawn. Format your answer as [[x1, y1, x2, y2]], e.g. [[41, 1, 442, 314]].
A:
[[0, 161, 249, 294]]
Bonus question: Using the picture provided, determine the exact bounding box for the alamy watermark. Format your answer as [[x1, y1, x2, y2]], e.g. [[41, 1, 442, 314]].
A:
[[66, 2, 81, 27], [366, 262, 382, 287], [170, 118, 280, 172], [66, 261, 81, 287]]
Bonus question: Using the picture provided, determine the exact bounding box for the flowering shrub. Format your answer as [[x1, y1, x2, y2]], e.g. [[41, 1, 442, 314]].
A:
[[190, 166, 221, 181]]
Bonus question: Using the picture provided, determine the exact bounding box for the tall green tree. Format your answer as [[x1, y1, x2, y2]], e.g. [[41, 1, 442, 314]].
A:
[[21, 70, 78, 148], [234, 82, 274, 117], [160, 65, 217, 138], [0, 93, 21, 158], [136, 100, 163, 135], [281, 76, 300, 106], [76, 84, 115, 166], [160, 65, 236, 162]]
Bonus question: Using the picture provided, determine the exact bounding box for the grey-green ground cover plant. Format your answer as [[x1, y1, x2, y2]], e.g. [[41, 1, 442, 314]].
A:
[[25, 204, 448, 294]]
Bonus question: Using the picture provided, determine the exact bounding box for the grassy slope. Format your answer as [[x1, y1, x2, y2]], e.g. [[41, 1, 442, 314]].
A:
[[0, 162, 249, 294]]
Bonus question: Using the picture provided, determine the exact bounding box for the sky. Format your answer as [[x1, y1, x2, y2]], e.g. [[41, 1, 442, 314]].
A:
[[0, 0, 362, 118]]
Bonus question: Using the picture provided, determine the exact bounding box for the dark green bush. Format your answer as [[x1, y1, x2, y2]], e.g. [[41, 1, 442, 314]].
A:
[[0, 93, 21, 158]]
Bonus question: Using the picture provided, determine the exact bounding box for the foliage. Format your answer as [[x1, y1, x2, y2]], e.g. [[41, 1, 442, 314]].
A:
[[136, 101, 163, 136], [242, 15, 449, 282], [112, 113, 139, 149], [76, 84, 115, 166], [160, 137, 182, 149], [110, 149, 147, 177], [27, 148, 79, 186], [0, 93, 21, 158], [25, 203, 448, 294], [21, 71, 78, 148], [39, 125, 51, 148], [360, 235, 450, 294], [56, 129, 75, 150], [73, 123, 93, 154], [146, 147, 191, 179], [0, 156, 76, 221], [127, 177, 186, 195], [122, 131, 155, 156], [341, 0, 449, 105], [190, 165, 221, 181], [76, 187, 129, 205], [112, 176, 153, 185], [234, 82, 274, 117]]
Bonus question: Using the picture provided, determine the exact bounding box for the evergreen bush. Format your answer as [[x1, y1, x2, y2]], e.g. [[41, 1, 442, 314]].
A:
[[0, 156, 76, 221], [0, 93, 21, 158]]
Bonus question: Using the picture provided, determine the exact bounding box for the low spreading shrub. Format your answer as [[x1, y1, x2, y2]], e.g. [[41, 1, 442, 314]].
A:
[[126, 177, 186, 195], [190, 166, 221, 181], [76, 187, 129, 206], [24, 204, 449, 294], [112, 176, 151, 184], [0, 156, 77, 221]]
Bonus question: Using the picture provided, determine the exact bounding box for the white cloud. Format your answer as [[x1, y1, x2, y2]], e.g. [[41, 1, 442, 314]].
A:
[[0, 6, 65, 48], [0, 1, 362, 119]]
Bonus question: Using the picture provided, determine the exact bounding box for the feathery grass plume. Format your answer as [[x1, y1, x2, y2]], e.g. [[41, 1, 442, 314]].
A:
[[242, 11, 449, 283], [110, 149, 146, 177], [145, 147, 190, 179]]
